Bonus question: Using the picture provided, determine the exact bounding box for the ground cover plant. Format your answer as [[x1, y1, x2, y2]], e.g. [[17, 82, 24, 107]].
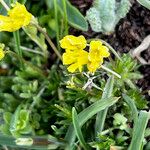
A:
[[0, 0, 150, 149]]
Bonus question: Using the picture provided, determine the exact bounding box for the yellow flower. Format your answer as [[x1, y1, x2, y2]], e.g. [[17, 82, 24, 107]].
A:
[[0, 2, 32, 32], [0, 48, 5, 60], [60, 35, 110, 74], [87, 40, 110, 73], [63, 49, 88, 73], [60, 35, 87, 50]]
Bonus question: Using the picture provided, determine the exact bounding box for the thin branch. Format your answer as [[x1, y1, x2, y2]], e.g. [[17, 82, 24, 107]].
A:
[[20, 46, 44, 56], [131, 35, 150, 65], [32, 23, 62, 61]]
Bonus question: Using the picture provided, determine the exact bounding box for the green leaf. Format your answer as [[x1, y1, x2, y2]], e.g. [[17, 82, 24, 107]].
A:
[[113, 113, 128, 130], [57, 0, 88, 31], [3, 112, 12, 124], [9, 106, 31, 137], [65, 96, 119, 148], [18, 0, 27, 4], [23, 21, 48, 57], [95, 76, 114, 134], [128, 111, 150, 150], [137, 0, 150, 10], [122, 94, 138, 125], [72, 108, 90, 150]]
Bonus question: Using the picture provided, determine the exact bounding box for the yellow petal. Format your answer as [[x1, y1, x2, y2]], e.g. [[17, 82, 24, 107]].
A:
[[87, 61, 100, 73], [100, 46, 110, 57], [0, 15, 15, 32], [60, 35, 86, 50], [89, 40, 102, 51], [0, 2, 32, 32], [8, 2, 32, 27], [77, 50, 88, 65], [62, 52, 77, 65], [67, 63, 78, 73]]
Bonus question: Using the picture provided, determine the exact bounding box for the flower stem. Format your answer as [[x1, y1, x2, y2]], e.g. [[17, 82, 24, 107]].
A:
[[33, 23, 62, 61], [100, 39, 122, 61], [13, 31, 24, 69], [0, 0, 10, 11], [101, 65, 121, 78]]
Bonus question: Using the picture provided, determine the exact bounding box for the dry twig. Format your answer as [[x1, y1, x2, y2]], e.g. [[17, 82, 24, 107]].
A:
[[131, 35, 150, 65]]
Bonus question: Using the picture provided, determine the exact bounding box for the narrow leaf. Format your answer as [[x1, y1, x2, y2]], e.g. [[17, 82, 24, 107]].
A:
[[65, 96, 119, 147], [72, 108, 90, 150], [122, 94, 138, 124], [95, 76, 114, 134], [128, 111, 150, 150]]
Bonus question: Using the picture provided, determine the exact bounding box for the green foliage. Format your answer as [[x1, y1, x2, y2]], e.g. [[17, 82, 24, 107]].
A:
[[0, 107, 32, 137], [113, 113, 128, 130], [23, 19, 48, 58], [0, 0, 149, 149], [86, 0, 131, 34], [110, 54, 142, 88], [107, 54, 148, 110], [10, 106, 32, 137], [72, 107, 89, 150], [128, 111, 150, 150], [91, 135, 116, 149], [45, 0, 88, 32]]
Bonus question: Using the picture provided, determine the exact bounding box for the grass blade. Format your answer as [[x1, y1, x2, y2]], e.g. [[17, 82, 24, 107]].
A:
[[72, 107, 90, 150], [122, 94, 138, 124], [95, 76, 114, 134], [128, 111, 150, 150], [65, 96, 119, 148], [13, 31, 23, 69]]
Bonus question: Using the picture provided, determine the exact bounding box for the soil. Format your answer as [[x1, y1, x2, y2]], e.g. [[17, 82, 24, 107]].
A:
[[70, 0, 150, 100]]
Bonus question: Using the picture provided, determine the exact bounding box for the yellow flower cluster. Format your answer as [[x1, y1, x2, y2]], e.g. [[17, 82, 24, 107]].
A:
[[60, 35, 110, 73], [0, 2, 32, 32]]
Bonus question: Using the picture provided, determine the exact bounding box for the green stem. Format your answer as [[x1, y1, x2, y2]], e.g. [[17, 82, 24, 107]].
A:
[[13, 31, 24, 69], [101, 65, 121, 78], [100, 39, 122, 61], [29, 87, 45, 110], [62, 0, 68, 35], [54, 0, 60, 50]]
